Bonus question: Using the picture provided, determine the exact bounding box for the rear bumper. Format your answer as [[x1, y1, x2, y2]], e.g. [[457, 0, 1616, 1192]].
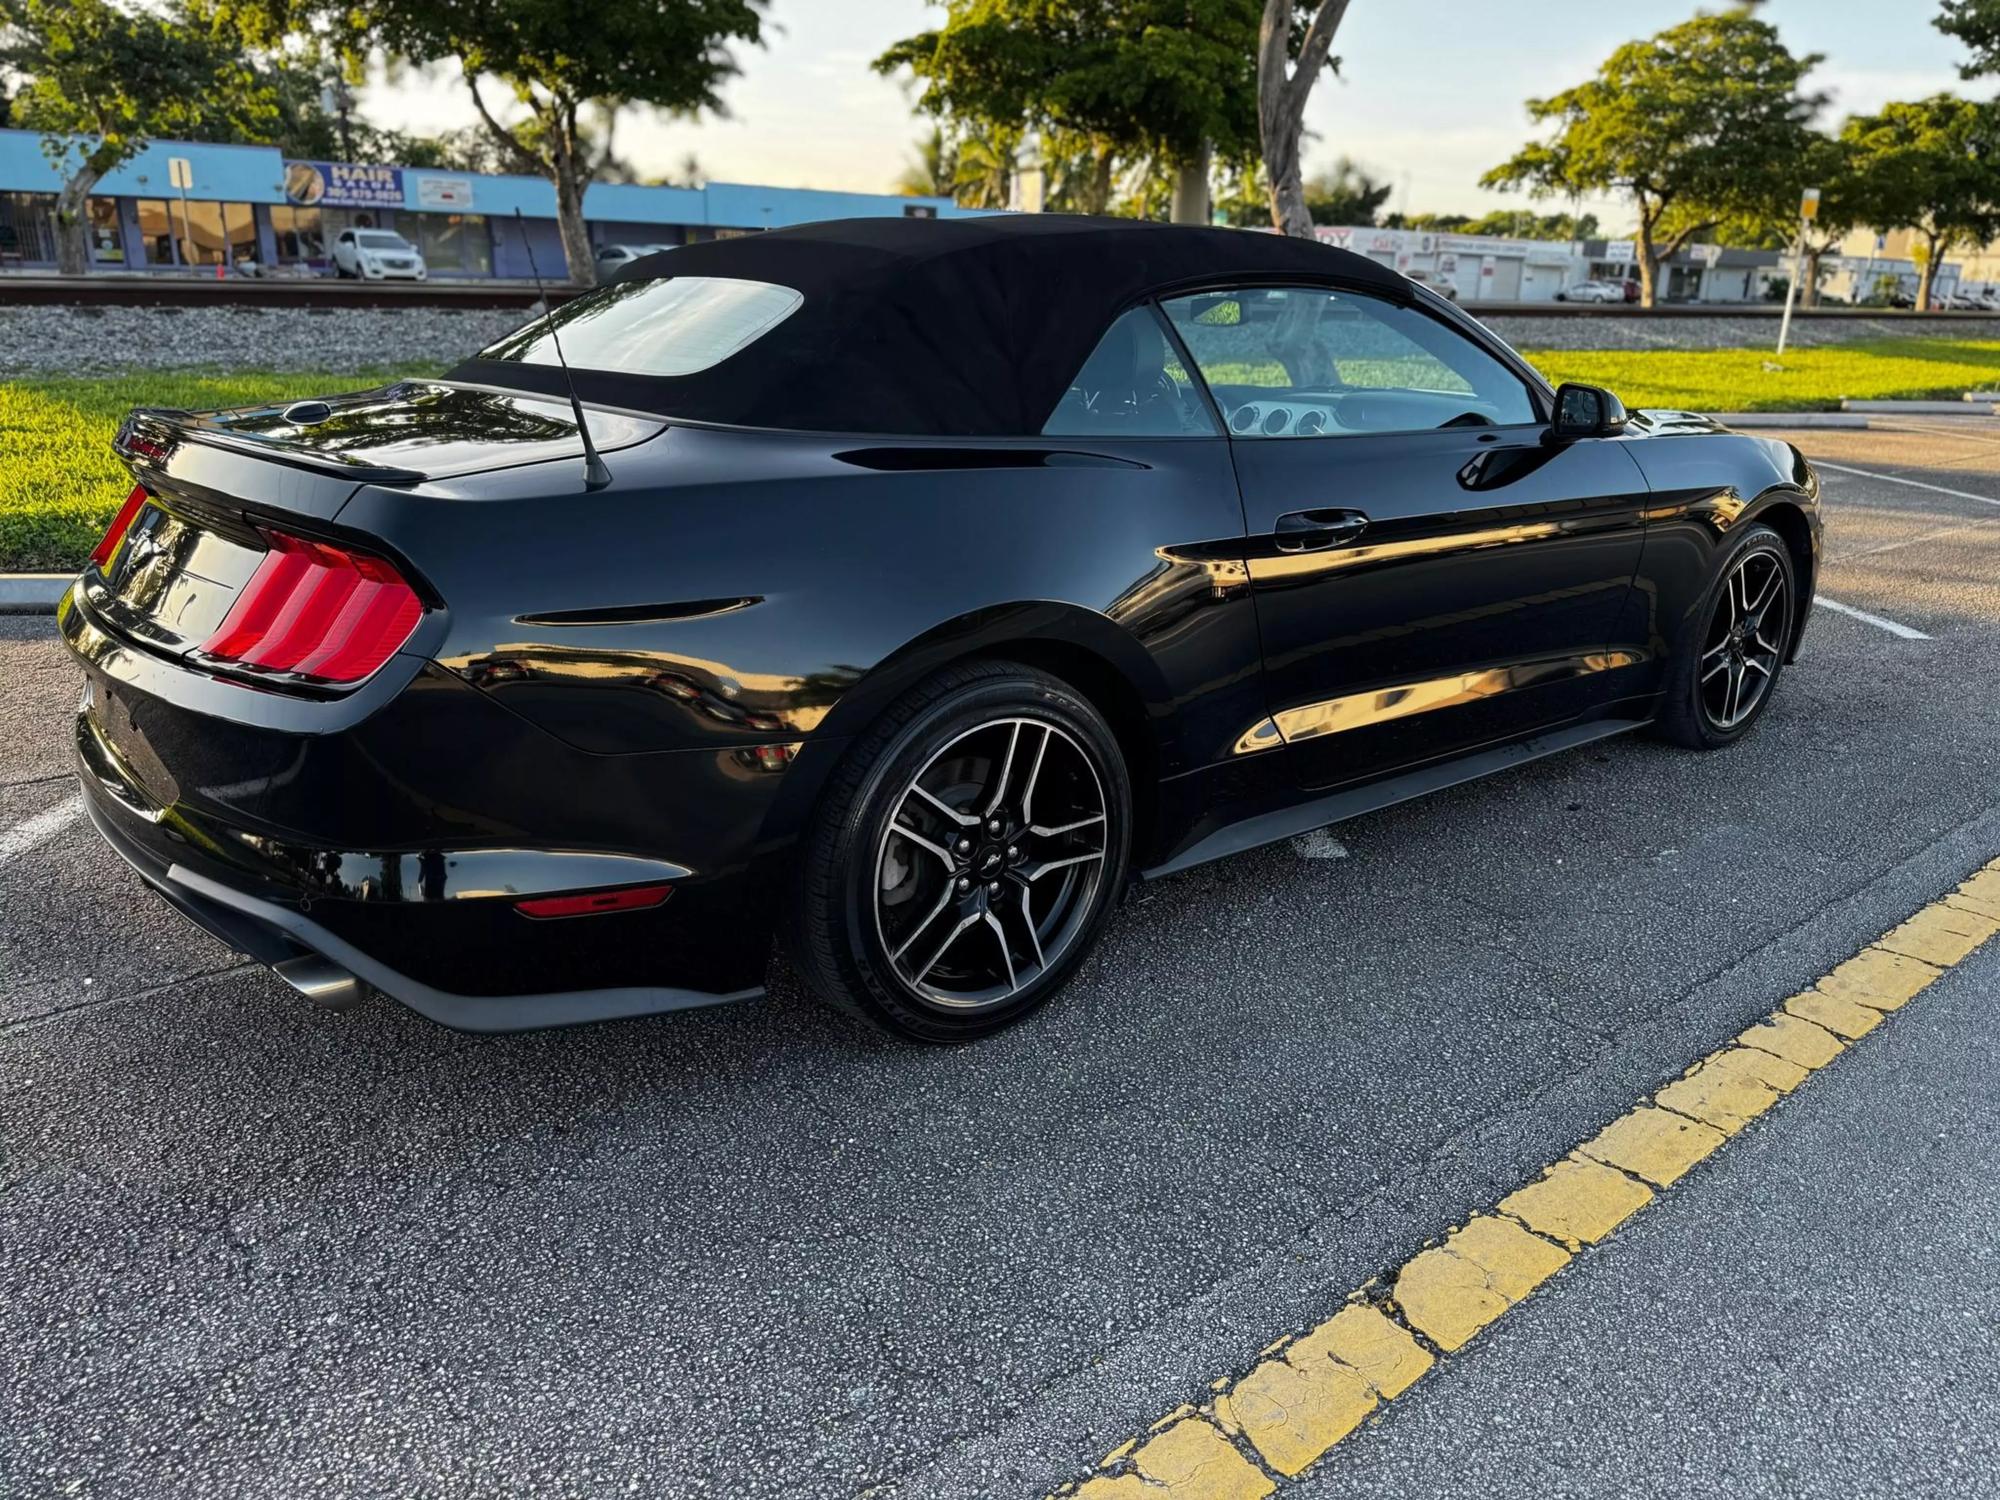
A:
[[62, 579, 798, 1029], [81, 786, 759, 1030]]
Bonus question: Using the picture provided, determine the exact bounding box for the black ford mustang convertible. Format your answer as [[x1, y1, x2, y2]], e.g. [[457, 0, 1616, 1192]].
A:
[[64, 216, 1819, 1041]]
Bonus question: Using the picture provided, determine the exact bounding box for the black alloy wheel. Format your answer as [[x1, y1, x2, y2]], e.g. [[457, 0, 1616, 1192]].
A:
[[787, 661, 1131, 1041], [872, 716, 1109, 1010], [1657, 523, 1796, 749], [1699, 546, 1790, 731]]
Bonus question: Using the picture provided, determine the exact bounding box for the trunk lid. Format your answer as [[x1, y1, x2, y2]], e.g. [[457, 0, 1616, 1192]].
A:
[[86, 382, 665, 679], [121, 380, 665, 485]]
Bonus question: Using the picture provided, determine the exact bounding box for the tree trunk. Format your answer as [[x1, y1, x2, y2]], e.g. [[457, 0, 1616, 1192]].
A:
[[550, 119, 597, 287], [1258, 0, 1348, 240], [1266, 139, 1312, 239], [1800, 245, 1823, 309], [1170, 143, 1211, 225], [1915, 231, 1941, 311], [54, 166, 101, 277], [1634, 216, 1660, 310]]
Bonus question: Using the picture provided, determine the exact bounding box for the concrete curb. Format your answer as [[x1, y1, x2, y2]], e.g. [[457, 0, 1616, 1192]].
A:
[[1841, 398, 2000, 415], [0, 574, 69, 613], [1705, 412, 1872, 429]]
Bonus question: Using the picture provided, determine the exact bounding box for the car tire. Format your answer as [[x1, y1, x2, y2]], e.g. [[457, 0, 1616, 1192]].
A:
[[1654, 522, 1796, 751], [785, 660, 1132, 1042]]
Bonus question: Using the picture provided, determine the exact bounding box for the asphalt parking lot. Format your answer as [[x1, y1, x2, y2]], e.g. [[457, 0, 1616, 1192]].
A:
[[3, 419, 1998, 1499]]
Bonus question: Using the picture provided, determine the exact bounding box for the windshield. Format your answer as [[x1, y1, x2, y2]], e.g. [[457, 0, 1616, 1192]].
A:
[[479, 276, 805, 377], [359, 233, 411, 251]]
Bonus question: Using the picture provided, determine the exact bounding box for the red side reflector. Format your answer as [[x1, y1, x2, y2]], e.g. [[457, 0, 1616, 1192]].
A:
[[91, 485, 151, 569], [515, 884, 674, 920], [198, 528, 422, 686]]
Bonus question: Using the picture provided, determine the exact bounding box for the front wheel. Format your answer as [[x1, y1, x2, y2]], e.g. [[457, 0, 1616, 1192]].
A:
[[1655, 523, 1796, 749], [786, 661, 1132, 1041]]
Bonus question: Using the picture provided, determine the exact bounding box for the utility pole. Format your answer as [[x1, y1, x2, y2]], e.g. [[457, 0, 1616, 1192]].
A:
[[1776, 187, 1820, 358]]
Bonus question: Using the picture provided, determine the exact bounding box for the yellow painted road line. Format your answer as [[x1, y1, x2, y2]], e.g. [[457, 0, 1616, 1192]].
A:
[[1045, 858, 2000, 1500]]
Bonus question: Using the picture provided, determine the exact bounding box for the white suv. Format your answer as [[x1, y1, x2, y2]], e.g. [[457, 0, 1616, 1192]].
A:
[[332, 229, 428, 281]]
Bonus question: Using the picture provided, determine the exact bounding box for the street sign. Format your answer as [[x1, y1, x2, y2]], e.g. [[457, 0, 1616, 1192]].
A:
[[168, 157, 193, 190], [1800, 187, 1822, 221]]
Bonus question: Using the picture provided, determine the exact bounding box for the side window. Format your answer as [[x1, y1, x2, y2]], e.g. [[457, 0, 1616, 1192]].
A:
[[1042, 306, 1220, 438], [1160, 286, 1537, 438]]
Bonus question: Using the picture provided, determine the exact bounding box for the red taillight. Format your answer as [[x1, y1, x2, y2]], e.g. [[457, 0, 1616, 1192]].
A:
[[515, 884, 674, 920], [91, 485, 151, 570], [198, 528, 422, 686]]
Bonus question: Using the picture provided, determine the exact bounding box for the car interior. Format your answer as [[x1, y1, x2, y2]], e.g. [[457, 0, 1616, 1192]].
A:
[[1046, 286, 1539, 439]]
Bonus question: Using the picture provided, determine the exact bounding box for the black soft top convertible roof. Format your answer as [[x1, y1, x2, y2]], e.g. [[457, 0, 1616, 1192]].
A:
[[446, 214, 1411, 437]]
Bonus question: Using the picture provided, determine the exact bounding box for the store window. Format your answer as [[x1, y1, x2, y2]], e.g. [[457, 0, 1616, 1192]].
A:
[[86, 197, 125, 264], [0, 192, 58, 263], [173, 201, 259, 268], [135, 199, 178, 265], [271, 204, 325, 264], [409, 213, 492, 275]]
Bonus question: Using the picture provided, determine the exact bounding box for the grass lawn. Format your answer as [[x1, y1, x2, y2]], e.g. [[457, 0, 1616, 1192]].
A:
[[4, 337, 2000, 573], [0, 368, 436, 573], [1519, 337, 2000, 415]]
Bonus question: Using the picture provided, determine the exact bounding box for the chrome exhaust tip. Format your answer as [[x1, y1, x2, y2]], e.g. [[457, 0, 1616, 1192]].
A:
[[272, 955, 369, 1012]]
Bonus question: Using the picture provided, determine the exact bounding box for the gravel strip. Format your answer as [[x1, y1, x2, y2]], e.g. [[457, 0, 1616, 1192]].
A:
[[0, 303, 535, 376], [0, 305, 1988, 376]]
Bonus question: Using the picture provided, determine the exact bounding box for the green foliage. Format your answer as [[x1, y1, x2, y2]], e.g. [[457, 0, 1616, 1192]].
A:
[[1842, 95, 2000, 268], [895, 125, 957, 198], [1378, 210, 1600, 240], [232, 0, 766, 280], [0, 368, 437, 571], [1938, 0, 2000, 76], [0, 0, 280, 184], [1304, 157, 1392, 225], [1483, 9, 1824, 297], [875, 0, 1264, 171], [1522, 338, 2000, 414]]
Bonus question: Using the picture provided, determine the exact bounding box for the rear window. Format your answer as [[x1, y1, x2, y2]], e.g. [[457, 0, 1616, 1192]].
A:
[[480, 276, 804, 377]]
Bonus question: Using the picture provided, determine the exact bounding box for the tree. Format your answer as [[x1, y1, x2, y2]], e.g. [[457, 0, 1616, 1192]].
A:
[[1843, 95, 2000, 310], [1938, 0, 2000, 74], [244, 0, 766, 285], [896, 126, 957, 198], [1256, 1, 1350, 236], [1482, 9, 1825, 306], [1304, 156, 1391, 225], [875, 0, 1265, 224], [0, 0, 279, 275]]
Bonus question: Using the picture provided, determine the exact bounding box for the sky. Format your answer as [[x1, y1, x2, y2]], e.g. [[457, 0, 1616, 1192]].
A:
[[356, 2, 1982, 231]]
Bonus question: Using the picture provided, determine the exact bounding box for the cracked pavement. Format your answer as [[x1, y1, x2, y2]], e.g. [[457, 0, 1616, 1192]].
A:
[[3, 421, 1999, 1497]]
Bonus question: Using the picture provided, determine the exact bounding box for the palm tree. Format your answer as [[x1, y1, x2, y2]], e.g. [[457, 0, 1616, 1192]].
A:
[[895, 126, 956, 197], [951, 128, 1018, 210]]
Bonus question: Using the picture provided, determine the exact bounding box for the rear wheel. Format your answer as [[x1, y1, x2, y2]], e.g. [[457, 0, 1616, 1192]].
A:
[[1655, 523, 1795, 749], [786, 662, 1132, 1041]]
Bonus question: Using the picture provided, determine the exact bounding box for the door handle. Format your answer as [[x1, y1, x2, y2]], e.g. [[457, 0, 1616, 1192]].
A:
[[1274, 509, 1369, 553]]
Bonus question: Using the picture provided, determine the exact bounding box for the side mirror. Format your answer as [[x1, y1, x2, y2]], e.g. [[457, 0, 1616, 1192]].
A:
[[1550, 382, 1629, 440]]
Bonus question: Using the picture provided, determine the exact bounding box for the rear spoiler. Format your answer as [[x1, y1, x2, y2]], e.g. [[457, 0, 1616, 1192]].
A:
[[113, 409, 427, 487]]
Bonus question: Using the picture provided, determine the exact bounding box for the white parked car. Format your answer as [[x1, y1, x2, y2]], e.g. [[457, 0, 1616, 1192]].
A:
[[1557, 280, 1624, 304], [1400, 268, 1459, 302], [331, 229, 427, 281], [594, 243, 676, 272]]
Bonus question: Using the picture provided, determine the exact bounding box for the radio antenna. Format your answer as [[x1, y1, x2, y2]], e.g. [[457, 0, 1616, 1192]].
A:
[[514, 208, 610, 491]]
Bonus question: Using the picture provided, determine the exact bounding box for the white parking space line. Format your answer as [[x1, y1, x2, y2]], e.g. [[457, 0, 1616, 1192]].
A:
[[1815, 597, 1933, 641], [1832, 522, 1991, 563], [1815, 461, 2000, 508], [0, 794, 84, 863]]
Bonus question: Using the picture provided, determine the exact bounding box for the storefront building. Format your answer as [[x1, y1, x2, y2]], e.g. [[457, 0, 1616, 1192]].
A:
[[0, 131, 969, 277]]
